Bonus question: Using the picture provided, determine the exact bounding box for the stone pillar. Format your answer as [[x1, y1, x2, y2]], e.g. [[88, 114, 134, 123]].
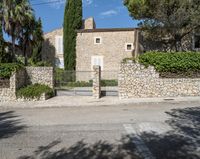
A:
[[93, 65, 101, 99]]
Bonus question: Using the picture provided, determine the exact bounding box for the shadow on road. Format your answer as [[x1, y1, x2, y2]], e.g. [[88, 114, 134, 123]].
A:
[[18, 136, 140, 159], [141, 107, 200, 159], [17, 106, 200, 159], [0, 111, 26, 139]]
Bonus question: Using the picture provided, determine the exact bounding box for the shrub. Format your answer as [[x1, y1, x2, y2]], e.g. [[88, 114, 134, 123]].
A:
[[138, 52, 200, 77], [66, 81, 93, 87], [16, 84, 54, 99], [101, 80, 118, 86], [0, 63, 24, 79], [28, 59, 52, 67]]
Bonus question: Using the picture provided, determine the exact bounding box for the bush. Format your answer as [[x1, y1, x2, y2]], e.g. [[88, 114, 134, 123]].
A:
[[66, 81, 93, 87], [138, 52, 200, 77], [101, 80, 118, 86], [28, 59, 52, 67], [16, 84, 54, 99], [0, 63, 24, 79]]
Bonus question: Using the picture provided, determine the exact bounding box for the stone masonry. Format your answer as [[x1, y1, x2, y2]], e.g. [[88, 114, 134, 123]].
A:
[[93, 65, 101, 99], [119, 62, 200, 99], [76, 29, 137, 81], [0, 69, 26, 102], [26, 67, 54, 89], [0, 67, 54, 102]]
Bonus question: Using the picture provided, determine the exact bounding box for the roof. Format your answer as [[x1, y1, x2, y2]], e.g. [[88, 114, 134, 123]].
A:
[[77, 28, 139, 33]]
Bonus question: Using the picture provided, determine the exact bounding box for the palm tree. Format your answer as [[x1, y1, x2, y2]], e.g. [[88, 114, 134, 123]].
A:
[[2, 0, 33, 61], [19, 17, 35, 65]]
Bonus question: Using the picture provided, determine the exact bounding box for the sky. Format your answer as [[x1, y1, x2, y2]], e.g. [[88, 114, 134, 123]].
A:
[[31, 0, 138, 33]]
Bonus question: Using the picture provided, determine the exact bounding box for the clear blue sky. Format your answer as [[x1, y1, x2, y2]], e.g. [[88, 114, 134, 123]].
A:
[[31, 0, 138, 33]]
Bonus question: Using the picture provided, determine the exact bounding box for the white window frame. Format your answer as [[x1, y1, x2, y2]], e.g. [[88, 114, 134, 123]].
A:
[[94, 37, 102, 44], [55, 35, 63, 54], [91, 56, 104, 70], [125, 43, 134, 51]]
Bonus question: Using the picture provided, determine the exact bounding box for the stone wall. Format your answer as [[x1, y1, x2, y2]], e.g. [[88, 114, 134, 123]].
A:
[[119, 63, 200, 99], [0, 69, 26, 102], [26, 67, 54, 89], [0, 67, 54, 102]]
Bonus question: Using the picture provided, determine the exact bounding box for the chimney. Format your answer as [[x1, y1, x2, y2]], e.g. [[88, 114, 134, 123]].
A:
[[82, 17, 96, 29]]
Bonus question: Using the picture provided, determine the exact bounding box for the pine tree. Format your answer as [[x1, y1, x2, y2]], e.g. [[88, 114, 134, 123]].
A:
[[63, 0, 82, 70]]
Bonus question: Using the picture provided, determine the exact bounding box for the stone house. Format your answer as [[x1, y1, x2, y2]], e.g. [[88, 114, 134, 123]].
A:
[[42, 17, 141, 76]]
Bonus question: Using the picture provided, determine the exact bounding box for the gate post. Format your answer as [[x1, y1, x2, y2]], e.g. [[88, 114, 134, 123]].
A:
[[93, 65, 101, 99]]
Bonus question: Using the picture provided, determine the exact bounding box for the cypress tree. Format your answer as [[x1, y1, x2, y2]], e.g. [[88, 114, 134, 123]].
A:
[[63, 0, 82, 70]]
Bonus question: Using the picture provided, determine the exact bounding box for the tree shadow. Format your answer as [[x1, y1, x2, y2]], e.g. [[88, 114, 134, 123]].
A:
[[18, 136, 140, 159], [141, 107, 200, 159], [42, 39, 56, 66], [0, 111, 26, 139]]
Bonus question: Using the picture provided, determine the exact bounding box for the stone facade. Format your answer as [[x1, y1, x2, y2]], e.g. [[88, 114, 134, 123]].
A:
[[76, 28, 138, 81], [42, 17, 141, 80], [0, 67, 54, 102], [119, 63, 200, 99], [42, 28, 63, 68]]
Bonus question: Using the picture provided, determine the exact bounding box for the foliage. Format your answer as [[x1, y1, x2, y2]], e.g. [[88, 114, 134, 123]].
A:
[[124, 0, 200, 51], [16, 84, 54, 99], [66, 81, 93, 88], [138, 52, 200, 77], [63, 0, 82, 70], [0, 63, 24, 79], [31, 18, 44, 64], [101, 80, 118, 87], [28, 59, 52, 67], [1, 0, 34, 59]]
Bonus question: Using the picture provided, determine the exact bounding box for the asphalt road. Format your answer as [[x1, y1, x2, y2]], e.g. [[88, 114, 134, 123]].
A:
[[0, 101, 200, 159]]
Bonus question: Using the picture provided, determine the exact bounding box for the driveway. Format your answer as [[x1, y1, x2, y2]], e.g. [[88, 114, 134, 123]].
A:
[[0, 101, 200, 159]]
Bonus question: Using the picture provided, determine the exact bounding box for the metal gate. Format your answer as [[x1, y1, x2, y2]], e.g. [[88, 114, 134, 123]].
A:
[[55, 69, 119, 97], [55, 70, 94, 96]]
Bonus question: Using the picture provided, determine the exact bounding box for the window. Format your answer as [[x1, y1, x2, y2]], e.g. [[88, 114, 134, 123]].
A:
[[125, 43, 134, 51], [91, 56, 104, 70], [55, 36, 63, 54], [94, 37, 102, 44], [194, 35, 200, 49]]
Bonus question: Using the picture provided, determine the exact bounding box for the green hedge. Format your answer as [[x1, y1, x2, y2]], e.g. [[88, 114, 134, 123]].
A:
[[0, 63, 23, 79], [101, 80, 118, 86], [138, 52, 200, 76], [16, 84, 54, 99]]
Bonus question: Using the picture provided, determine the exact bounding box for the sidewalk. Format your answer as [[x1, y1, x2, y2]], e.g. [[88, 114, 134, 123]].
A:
[[0, 96, 200, 108]]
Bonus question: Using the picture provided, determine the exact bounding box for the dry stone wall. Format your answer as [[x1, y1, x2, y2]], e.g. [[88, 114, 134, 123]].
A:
[[26, 67, 54, 88], [0, 69, 26, 102], [119, 63, 200, 99], [0, 67, 54, 102]]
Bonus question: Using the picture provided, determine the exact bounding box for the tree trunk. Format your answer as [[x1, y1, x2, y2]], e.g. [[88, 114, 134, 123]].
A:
[[23, 40, 28, 66], [176, 40, 182, 52], [11, 36, 16, 61]]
